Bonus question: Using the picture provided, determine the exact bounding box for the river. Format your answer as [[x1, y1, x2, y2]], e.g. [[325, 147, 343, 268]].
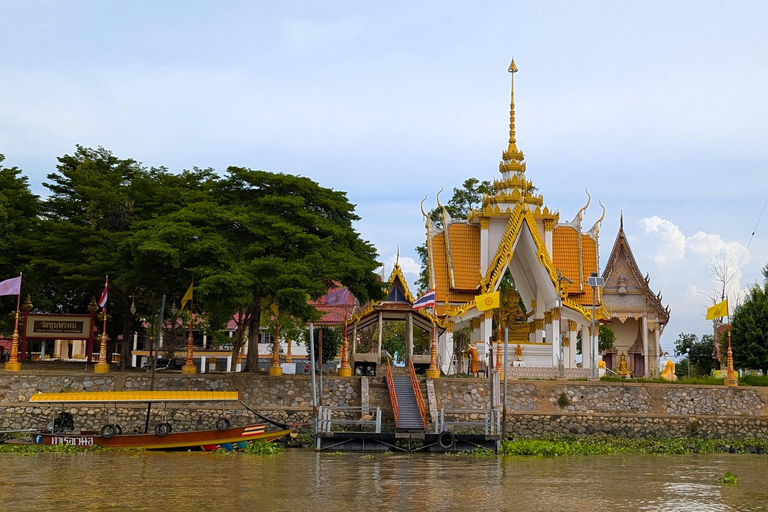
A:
[[2, 450, 767, 511]]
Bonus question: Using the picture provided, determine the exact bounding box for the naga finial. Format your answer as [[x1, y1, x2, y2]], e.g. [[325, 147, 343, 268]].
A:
[[590, 200, 606, 234], [575, 188, 591, 223], [420, 194, 428, 218], [395, 245, 400, 268], [436, 186, 445, 209]]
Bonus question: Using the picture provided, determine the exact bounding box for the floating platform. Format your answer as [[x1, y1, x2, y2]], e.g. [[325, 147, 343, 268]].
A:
[[315, 431, 499, 453]]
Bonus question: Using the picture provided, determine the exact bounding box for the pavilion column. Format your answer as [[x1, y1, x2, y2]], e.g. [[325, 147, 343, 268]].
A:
[[642, 315, 649, 378], [544, 310, 554, 365], [583, 326, 592, 369], [405, 312, 414, 367], [551, 308, 561, 368], [480, 218, 489, 275], [527, 322, 535, 343], [568, 320, 578, 369], [543, 219, 554, 256], [535, 318, 544, 343], [654, 323, 661, 362], [351, 322, 358, 369]]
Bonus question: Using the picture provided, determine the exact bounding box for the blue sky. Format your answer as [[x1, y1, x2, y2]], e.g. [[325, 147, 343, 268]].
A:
[[2, 1, 767, 354]]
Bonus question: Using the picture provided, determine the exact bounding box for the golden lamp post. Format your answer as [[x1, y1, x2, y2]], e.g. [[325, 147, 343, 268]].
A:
[[94, 310, 110, 374], [426, 314, 440, 379], [4, 307, 22, 372], [724, 328, 738, 387], [268, 303, 282, 376], [181, 313, 196, 374], [337, 310, 352, 377]]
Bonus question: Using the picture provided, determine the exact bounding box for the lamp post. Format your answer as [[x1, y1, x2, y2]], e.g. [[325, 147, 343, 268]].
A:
[[686, 347, 691, 380], [587, 273, 604, 379], [556, 270, 573, 379]]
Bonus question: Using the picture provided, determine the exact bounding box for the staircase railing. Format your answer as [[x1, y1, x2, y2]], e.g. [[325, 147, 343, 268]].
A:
[[408, 358, 427, 428], [386, 358, 399, 428]]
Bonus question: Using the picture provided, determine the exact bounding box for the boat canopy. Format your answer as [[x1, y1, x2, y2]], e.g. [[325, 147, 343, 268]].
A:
[[29, 390, 240, 404]]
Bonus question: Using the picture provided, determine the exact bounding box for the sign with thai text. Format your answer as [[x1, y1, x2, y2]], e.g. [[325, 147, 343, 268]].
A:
[[25, 314, 92, 339], [49, 435, 94, 447]]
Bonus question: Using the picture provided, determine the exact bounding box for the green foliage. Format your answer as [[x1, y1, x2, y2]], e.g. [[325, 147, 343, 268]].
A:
[[444, 446, 496, 457], [243, 440, 284, 455], [576, 324, 616, 355], [303, 326, 343, 364], [740, 374, 768, 386], [557, 392, 571, 408], [500, 436, 768, 456], [0, 443, 105, 454], [720, 471, 739, 485], [673, 332, 718, 377], [731, 280, 768, 371]]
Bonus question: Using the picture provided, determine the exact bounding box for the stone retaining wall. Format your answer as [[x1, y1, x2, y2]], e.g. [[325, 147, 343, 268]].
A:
[[3, 373, 768, 439]]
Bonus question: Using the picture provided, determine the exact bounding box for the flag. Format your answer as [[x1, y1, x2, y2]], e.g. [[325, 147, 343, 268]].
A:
[[706, 299, 728, 321], [413, 289, 436, 310], [181, 281, 194, 309], [98, 277, 108, 309], [324, 287, 349, 305], [270, 303, 279, 317], [475, 291, 500, 312], [0, 276, 21, 297]]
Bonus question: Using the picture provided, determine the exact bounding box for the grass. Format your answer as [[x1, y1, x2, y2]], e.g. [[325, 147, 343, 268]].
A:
[[499, 436, 768, 457], [720, 471, 739, 485], [599, 375, 768, 386]]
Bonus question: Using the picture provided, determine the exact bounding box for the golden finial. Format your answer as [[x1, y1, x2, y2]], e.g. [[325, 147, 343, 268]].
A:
[[420, 194, 428, 219], [590, 200, 606, 234], [575, 188, 591, 223], [507, 59, 518, 154], [436, 186, 445, 209], [395, 245, 400, 268]]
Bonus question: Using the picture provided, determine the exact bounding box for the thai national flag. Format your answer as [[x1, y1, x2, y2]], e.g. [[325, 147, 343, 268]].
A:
[[413, 289, 436, 310], [98, 277, 108, 310]]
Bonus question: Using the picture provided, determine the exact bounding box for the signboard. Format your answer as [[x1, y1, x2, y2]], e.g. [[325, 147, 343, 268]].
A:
[[25, 314, 92, 340]]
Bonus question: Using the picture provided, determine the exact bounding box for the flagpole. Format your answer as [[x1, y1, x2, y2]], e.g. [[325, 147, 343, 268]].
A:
[[5, 272, 22, 371], [182, 280, 197, 374], [94, 276, 110, 374], [495, 305, 504, 379], [724, 301, 737, 387]]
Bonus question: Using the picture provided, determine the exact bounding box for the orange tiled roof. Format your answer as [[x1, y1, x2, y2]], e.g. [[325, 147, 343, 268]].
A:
[[431, 230, 480, 304], [552, 226, 581, 292], [447, 223, 480, 291], [573, 234, 599, 306]]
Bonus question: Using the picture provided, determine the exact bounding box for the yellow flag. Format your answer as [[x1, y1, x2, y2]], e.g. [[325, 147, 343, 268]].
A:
[[270, 303, 279, 317], [706, 298, 728, 320], [475, 291, 500, 312], [180, 281, 193, 309]]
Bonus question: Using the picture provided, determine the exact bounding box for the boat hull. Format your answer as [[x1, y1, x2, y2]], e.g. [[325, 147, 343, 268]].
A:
[[23, 424, 291, 451]]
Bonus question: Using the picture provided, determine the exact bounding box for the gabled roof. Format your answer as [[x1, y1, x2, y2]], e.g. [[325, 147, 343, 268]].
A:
[[602, 215, 670, 323]]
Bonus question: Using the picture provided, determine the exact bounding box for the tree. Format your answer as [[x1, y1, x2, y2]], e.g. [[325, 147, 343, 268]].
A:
[[673, 332, 717, 377], [0, 155, 39, 335], [731, 280, 768, 371], [303, 326, 342, 364], [576, 324, 616, 354], [128, 168, 386, 371], [415, 178, 492, 293]]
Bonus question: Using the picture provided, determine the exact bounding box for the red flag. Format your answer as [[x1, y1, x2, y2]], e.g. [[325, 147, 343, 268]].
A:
[[98, 277, 108, 309]]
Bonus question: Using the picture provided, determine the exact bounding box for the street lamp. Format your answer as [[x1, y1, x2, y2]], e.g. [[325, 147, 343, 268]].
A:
[[686, 347, 691, 379], [587, 272, 604, 379], [556, 270, 573, 379]]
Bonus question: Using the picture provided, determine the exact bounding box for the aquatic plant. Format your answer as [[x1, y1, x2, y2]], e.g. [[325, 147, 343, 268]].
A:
[[243, 440, 284, 455], [499, 436, 768, 457], [719, 471, 739, 485]]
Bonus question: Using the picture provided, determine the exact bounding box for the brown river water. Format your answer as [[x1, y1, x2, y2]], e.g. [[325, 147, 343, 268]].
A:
[[2, 449, 767, 511]]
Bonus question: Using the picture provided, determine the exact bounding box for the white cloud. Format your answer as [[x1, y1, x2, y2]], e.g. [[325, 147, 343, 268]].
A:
[[632, 216, 754, 353], [638, 215, 686, 264]]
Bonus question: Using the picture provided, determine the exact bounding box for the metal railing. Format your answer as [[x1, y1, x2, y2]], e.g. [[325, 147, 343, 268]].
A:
[[408, 358, 427, 428], [316, 406, 382, 434], [386, 358, 399, 427], [437, 408, 501, 435]]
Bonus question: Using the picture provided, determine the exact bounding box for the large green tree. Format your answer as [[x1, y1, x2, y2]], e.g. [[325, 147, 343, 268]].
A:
[[731, 277, 768, 371], [129, 167, 385, 371], [0, 155, 39, 334], [673, 332, 717, 377]]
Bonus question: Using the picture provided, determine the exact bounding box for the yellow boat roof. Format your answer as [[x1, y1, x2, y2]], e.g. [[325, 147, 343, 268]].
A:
[[29, 390, 240, 403]]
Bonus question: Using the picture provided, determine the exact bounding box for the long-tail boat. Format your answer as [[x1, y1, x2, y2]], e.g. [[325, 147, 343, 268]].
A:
[[9, 390, 291, 451]]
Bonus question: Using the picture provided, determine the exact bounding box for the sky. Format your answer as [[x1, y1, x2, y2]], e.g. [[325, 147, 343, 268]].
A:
[[2, 1, 767, 356]]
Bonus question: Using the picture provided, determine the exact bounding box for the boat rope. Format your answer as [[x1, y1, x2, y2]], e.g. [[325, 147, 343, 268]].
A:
[[238, 400, 290, 430]]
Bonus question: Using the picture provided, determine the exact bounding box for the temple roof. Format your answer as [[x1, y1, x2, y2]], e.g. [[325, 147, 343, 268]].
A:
[[602, 215, 670, 324]]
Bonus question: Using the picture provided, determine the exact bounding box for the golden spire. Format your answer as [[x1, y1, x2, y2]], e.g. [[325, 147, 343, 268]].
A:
[[507, 59, 518, 155]]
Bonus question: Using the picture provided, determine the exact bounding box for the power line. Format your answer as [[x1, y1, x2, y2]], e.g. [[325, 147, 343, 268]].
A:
[[729, 193, 768, 296]]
